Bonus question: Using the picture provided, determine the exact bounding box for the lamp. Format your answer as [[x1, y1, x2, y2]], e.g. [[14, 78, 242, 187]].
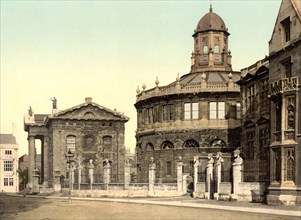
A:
[[65, 149, 74, 203]]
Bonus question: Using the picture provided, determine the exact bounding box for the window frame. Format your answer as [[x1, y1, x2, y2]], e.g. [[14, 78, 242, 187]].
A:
[[66, 135, 76, 152], [162, 104, 174, 121], [4, 160, 13, 172], [209, 101, 225, 119], [184, 102, 199, 120]]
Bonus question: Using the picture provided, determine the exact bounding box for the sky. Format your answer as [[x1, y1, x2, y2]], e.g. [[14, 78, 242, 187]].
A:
[[1, 0, 281, 156]]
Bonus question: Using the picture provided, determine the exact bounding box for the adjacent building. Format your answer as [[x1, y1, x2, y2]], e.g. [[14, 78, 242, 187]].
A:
[[23, 97, 129, 192], [238, 58, 270, 183], [0, 134, 19, 192], [267, 0, 301, 205], [134, 6, 241, 183]]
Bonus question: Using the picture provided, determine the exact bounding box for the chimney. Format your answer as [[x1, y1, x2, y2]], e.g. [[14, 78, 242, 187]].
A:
[[85, 97, 93, 103]]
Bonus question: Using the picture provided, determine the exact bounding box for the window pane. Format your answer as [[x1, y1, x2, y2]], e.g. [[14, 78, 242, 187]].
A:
[[218, 102, 225, 119], [209, 102, 217, 119], [184, 103, 191, 119], [192, 102, 199, 119], [166, 161, 172, 175], [236, 103, 241, 119]]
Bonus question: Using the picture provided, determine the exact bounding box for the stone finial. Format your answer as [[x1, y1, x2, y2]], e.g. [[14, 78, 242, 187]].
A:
[[142, 83, 146, 91], [155, 76, 159, 86], [228, 72, 233, 80], [136, 86, 140, 94], [176, 73, 180, 82], [85, 97, 92, 103]]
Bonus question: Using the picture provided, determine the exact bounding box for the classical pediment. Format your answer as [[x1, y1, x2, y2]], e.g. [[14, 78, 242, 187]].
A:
[[49, 102, 129, 122]]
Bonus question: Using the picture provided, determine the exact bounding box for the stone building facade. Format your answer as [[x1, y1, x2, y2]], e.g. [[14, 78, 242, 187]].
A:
[[24, 97, 129, 192], [238, 59, 270, 183], [134, 6, 241, 183], [267, 0, 301, 205], [0, 134, 19, 192]]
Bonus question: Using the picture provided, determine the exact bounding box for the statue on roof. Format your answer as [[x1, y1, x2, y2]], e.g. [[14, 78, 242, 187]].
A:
[[28, 106, 33, 116], [51, 97, 57, 109]]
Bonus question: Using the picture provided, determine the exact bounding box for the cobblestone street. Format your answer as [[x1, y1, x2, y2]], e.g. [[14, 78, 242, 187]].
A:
[[0, 195, 299, 220]]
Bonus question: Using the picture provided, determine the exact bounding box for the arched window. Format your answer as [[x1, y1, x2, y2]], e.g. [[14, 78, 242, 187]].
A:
[[145, 143, 154, 151], [214, 45, 219, 54], [161, 141, 174, 150], [66, 135, 76, 152], [183, 139, 199, 148], [203, 46, 208, 54]]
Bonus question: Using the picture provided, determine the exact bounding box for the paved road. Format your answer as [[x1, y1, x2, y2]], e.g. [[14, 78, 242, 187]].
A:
[[0, 195, 299, 220]]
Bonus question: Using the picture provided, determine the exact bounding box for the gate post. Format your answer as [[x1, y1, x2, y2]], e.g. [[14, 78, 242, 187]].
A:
[[206, 154, 214, 199], [232, 149, 243, 195], [214, 152, 224, 199], [148, 157, 156, 192]]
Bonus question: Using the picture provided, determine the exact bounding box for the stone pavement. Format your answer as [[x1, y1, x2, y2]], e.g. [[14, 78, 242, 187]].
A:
[[7, 193, 301, 217]]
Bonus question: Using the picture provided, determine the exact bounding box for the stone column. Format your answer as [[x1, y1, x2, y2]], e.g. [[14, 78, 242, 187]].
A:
[[88, 159, 94, 189], [103, 159, 111, 184], [206, 154, 214, 199], [177, 156, 184, 192], [70, 163, 75, 190], [215, 152, 224, 194], [78, 163, 83, 190], [232, 149, 243, 195], [193, 156, 200, 192], [28, 135, 35, 188], [148, 157, 156, 192], [124, 159, 132, 189], [43, 136, 50, 186]]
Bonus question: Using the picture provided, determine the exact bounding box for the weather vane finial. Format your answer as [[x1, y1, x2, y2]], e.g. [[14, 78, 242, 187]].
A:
[[210, 0, 213, 12]]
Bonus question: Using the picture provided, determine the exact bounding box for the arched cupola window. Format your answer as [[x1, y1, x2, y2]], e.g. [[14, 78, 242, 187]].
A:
[[183, 139, 199, 148], [203, 45, 209, 54], [161, 141, 174, 150], [214, 45, 219, 54]]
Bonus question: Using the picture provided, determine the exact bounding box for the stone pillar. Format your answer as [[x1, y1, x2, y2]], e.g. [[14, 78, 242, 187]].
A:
[[103, 159, 111, 184], [28, 135, 35, 188], [177, 156, 184, 192], [206, 154, 214, 199], [32, 168, 40, 193], [232, 149, 243, 195], [43, 136, 50, 186], [215, 152, 224, 195], [78, 163, 83, 190], [88, 159, 94, 189], [124, 159, 131, 189], [70, 163, 75, 190], [148, 157, 156, 192], [193, 156, 199, 192]]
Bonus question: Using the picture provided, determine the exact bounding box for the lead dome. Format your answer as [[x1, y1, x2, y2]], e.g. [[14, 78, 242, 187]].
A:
[[195, 6, 228, 34]]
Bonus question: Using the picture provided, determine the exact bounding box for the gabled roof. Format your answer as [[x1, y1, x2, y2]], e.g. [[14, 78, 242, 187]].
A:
[[0, 134, 17, 144], [51, 100, 129, 122], [269, 0, 301, 43]]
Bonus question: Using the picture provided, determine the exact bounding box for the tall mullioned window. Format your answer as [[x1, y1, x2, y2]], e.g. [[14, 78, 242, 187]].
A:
[[166, 161, 172, 175], [184, 102, 199, 120], [66, 136, 76, 152], [209, 102, 225, 119], [147, 107, 154, 124], [4, 160, 13, 171], [162, 104, 174, 121]]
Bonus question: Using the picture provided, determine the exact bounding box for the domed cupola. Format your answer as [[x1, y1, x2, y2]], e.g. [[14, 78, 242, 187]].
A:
[[191, 5, 232, 73], [195, 6, 228, 35]]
